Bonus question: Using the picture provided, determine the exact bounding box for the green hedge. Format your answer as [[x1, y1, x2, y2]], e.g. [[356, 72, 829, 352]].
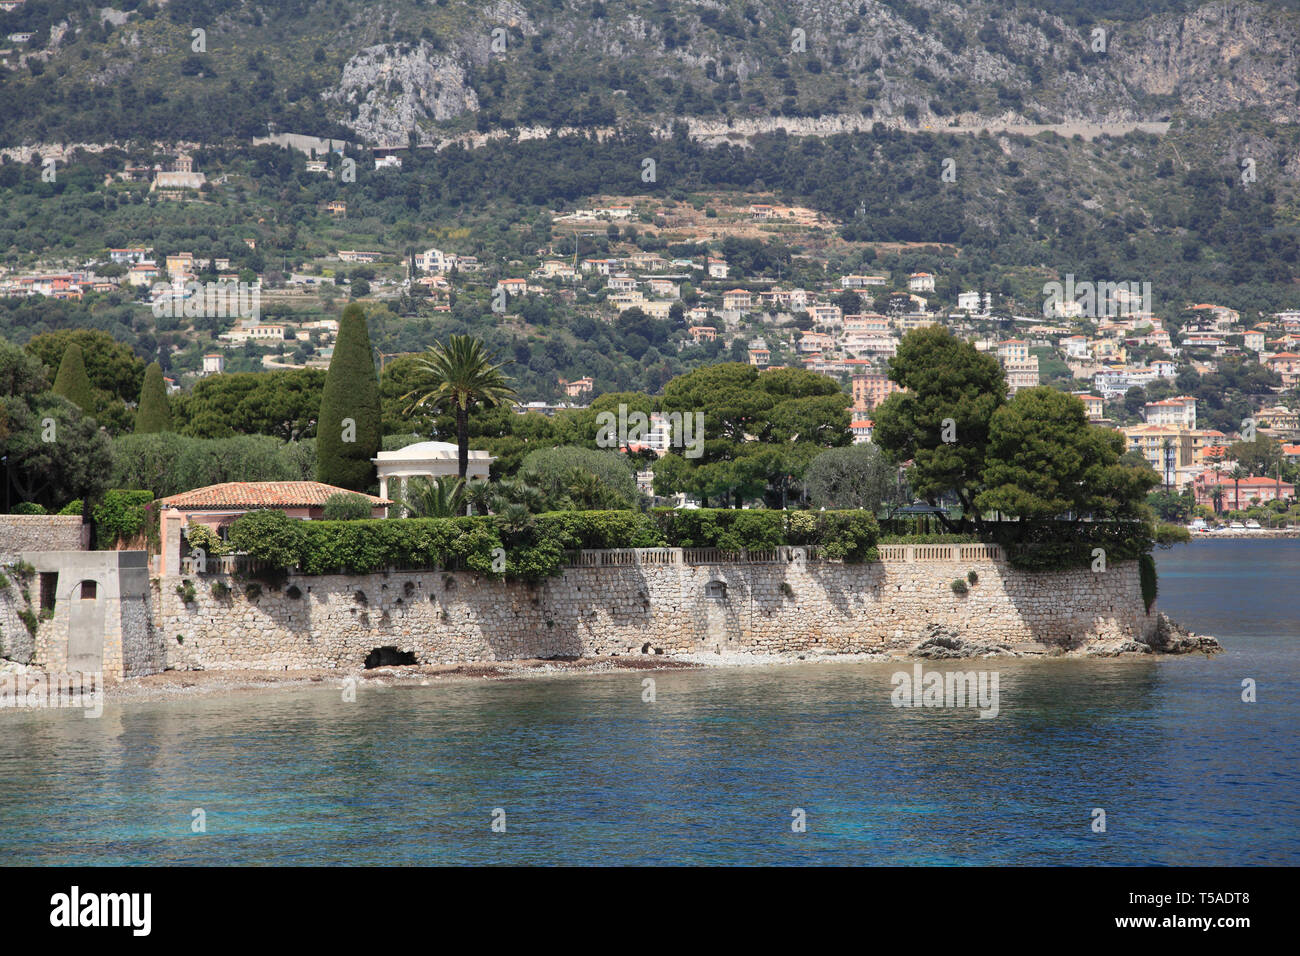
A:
[[92, 490, 155, 550], [995, 520, 1155, 571], [226, 508, 882, 581]]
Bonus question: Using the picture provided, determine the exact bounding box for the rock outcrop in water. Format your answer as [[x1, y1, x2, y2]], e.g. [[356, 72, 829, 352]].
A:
[[1144, 613, 1224, 655], [910, 624, 1023, 660], [904, 616, 1221, 659]]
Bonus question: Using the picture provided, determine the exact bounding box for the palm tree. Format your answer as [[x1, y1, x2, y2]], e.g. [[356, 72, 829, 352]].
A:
[[406, 476, 466, 519], [402, 335, 517, 498], [1229, 464, 1247, 515], [1210, 484, 1224, 515], [464, 479, 495, 516], [565, 467, 603, 510]]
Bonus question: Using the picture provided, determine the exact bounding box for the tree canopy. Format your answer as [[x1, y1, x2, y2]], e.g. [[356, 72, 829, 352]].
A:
[[975, 387, 1157, 521], [135, 362, 172, 434], [317, 304, 382, 492], [873, 326, 1006, 523]]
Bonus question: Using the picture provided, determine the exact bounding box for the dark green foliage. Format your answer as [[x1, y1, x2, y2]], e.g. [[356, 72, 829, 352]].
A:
[[92, 489, 155, 550], [977, 387, 1156, 521], [951, 579, 969, 595], [1139, 552, 1158, 612], [522, 446, 639, 510], [172, 369, 325, 440], [26, 330, 145, 405], [317, 304, 381, 492], [110, 432, 317, 498], [224, 508, 881, 582], [1155, 522, 1191, 545], [135, 362, 172, 433], [322, 492, 374, 521], [51, 343, 95, 414], [1, 392, 114, 511], [226, 509, 307, 569], [998, 520, 1155, 571], [873, 327, 1005, 523]]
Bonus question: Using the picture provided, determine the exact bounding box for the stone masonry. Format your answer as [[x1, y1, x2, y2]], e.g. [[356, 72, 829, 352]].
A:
[[153, 549, 1158, 672]]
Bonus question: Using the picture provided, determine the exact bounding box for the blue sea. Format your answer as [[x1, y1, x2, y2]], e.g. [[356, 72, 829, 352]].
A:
[[1, 539, 1296, 865]]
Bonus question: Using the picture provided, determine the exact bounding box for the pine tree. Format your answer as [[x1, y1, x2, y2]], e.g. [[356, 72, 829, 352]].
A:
[[316, 303, 382, 491], [51, 343, 95, 414], [135, 361, 172, 433]]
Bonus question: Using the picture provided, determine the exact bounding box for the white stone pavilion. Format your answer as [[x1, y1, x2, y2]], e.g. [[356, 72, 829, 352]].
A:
[[372, 440, 494, 510]]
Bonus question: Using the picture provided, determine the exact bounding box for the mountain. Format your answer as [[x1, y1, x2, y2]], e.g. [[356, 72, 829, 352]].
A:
[[2, 0, 1299, 146]]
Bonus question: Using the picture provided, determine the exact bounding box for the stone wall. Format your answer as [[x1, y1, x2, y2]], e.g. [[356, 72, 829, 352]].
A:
[[0, 551, 158, 680], [0, 516, 85, 556], [153, 553, 1158, 672]]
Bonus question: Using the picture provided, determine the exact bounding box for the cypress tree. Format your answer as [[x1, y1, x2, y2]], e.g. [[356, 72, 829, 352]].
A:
[[135, 361, 172, 433], [52, 343, 95, 413], [316, 303, 382, 491]]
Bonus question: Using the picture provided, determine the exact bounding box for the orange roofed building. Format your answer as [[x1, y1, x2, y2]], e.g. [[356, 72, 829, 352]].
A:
[[157, 481, 391, 575]]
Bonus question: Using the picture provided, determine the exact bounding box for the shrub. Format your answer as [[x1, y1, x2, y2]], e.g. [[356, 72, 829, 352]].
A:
[[12, 502, 46, 515], [717, 511, 785, 551], [175, 579, 196, 603], [1139, 552, 1158, 612], [211, 580, 231, 599], [184, 523, 230, 557], [57, 499, 83, 516], [322, 492, 374, 521], [951, 578, 969, 595], [967, 570, 978, 585], [814, 511, 880, 561], [93, 489, 155, 549], [227, 510, 306, 569], [533, 510, 665, 551], [1155, 522, 1191, 546]]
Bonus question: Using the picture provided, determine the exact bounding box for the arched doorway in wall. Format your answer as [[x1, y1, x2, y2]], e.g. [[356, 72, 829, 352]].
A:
[[67, 577, 106, 673]]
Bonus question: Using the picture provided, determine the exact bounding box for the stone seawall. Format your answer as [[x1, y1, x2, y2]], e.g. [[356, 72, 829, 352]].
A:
[[154, 555, 1158, 672]]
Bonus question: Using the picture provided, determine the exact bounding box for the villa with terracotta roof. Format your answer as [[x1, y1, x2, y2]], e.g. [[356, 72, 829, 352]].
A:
[[159, 481, 388, 535], [154, 481, 390, 574]]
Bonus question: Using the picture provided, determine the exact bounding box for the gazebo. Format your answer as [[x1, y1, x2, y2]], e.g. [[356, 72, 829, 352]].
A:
[[885, 501, 952, 535], [371, 440, 494, 505]]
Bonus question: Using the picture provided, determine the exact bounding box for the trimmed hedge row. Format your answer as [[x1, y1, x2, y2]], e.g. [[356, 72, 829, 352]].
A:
[[224, 508, 1157, 581], [993, 520, 1155, 571], [226, 508, 882, 581]]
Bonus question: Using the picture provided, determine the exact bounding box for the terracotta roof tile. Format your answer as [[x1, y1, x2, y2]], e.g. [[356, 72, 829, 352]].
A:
[[158, 481, 390, 509]]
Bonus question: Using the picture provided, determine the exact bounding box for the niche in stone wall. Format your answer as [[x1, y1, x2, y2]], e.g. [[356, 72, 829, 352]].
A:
[[705, 580, 727, 600]]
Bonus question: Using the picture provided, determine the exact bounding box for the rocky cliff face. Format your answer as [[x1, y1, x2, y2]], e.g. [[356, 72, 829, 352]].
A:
[[324, 42, 480, 146], [311, 0, 1300, 146]]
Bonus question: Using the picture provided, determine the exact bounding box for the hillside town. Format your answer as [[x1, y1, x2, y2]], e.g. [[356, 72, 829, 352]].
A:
[[3, 185, 1298, 528]]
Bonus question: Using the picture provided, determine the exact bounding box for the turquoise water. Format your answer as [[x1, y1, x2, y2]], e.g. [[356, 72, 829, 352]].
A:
[[1, 539, 1297, 865]]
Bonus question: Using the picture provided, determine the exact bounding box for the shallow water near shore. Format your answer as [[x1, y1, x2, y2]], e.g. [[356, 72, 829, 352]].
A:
[[1, 538, 1297, 865]]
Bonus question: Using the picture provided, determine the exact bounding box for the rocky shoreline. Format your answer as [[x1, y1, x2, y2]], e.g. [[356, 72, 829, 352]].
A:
[[0, 613, 1221, 705]]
